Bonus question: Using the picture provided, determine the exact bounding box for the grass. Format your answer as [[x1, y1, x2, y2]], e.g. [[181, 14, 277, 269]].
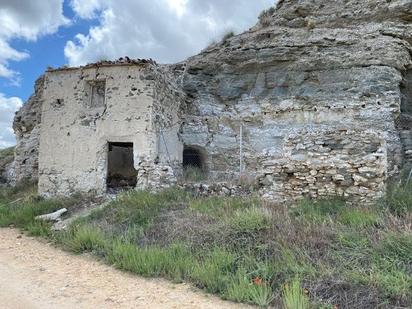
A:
[[385, 180, 412, 215], [58, 224, 107, 253], [0, 181, 411, 308], [227, 207, 270, 233], [337, 207, 381, 228], [183, 166, 207, 182], [189, 195, 256, 217], [282, 279, 310, 309], [0, 182, 86, 233]]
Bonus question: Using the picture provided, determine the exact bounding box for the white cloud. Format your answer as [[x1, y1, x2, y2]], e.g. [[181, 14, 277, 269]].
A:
[[66, 0, 274, 65], [0, 0, 69, 81], [0, 93, 22, 149], [70, 0, 102, 19]]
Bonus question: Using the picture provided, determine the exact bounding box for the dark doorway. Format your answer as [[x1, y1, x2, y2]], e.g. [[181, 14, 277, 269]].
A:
[[107, 142, 137, 190], [183, 146, 207, 181], [183, 146, 205, 170]]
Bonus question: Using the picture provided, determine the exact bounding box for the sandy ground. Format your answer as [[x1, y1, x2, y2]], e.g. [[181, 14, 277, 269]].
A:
[[0, 228, 250, 309]]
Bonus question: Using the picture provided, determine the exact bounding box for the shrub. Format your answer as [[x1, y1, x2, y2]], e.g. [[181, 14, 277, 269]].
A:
[[258, 7, 276, 27], [221, 31, 235, 44]]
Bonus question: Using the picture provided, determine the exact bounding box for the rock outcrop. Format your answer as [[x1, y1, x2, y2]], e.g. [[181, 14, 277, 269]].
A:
[[13, 76, 45, 183], [176, 0, 412, 202]]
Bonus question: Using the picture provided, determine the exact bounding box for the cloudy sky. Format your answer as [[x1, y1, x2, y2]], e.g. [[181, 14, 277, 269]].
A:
[[0, 0, 274, 149]]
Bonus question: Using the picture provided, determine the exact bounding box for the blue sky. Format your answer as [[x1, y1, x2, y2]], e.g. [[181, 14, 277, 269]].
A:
[[0, 0, 273, 148], [0, 1, 96, 101]]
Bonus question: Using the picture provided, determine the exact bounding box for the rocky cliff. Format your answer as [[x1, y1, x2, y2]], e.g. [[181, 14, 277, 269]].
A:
[[176, 0, 412, 202], [13, 76, 44, 183]]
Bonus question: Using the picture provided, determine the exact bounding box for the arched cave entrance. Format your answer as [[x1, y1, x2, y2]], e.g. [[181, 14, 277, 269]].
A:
[[183, 146, 207, 180]]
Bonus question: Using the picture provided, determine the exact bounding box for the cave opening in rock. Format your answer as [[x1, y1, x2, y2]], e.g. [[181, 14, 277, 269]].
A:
[[183, 146, 207, 181], [107, 142, 137, 190]]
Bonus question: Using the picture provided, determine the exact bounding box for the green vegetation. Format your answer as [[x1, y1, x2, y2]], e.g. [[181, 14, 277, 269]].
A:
[[258, 7, 276, 27], [0, 147, 14, 160], [0, 182, 84, 234], [0, 181, 411, 308], [385, 180, 412, 215], [0, 147, 15, 182], [221, 31, 235, 44], [282, 279, 310, 309], [183, 166, 207, 182]]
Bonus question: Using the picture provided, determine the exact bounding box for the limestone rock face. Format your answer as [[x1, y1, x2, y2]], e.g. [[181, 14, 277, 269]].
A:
[[175, 0, 412, 202], [13, 76, 45, 183]]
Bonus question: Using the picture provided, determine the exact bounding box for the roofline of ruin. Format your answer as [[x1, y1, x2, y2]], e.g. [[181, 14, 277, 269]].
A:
[[46, 58, 157, 73]]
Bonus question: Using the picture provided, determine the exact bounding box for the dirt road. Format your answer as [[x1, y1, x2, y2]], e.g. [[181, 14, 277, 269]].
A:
[[0, 228, 248, 309]]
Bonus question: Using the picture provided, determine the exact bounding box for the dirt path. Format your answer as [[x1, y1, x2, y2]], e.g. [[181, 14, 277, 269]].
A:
[[0, 228, 249, 309]]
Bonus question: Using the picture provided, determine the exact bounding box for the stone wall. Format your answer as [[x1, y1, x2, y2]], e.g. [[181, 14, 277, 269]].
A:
[[258, 129, 387, 203]]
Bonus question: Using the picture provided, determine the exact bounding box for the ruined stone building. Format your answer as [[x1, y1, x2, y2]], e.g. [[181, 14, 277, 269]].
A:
[[34, 61, 183, 196], [10, 0, 412, 203]]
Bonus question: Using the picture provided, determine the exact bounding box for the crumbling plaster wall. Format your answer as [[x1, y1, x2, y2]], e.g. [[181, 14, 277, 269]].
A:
[[176, 0, 412, 203], [38, 63, 182, 196], [134, 65, 186, 190]]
